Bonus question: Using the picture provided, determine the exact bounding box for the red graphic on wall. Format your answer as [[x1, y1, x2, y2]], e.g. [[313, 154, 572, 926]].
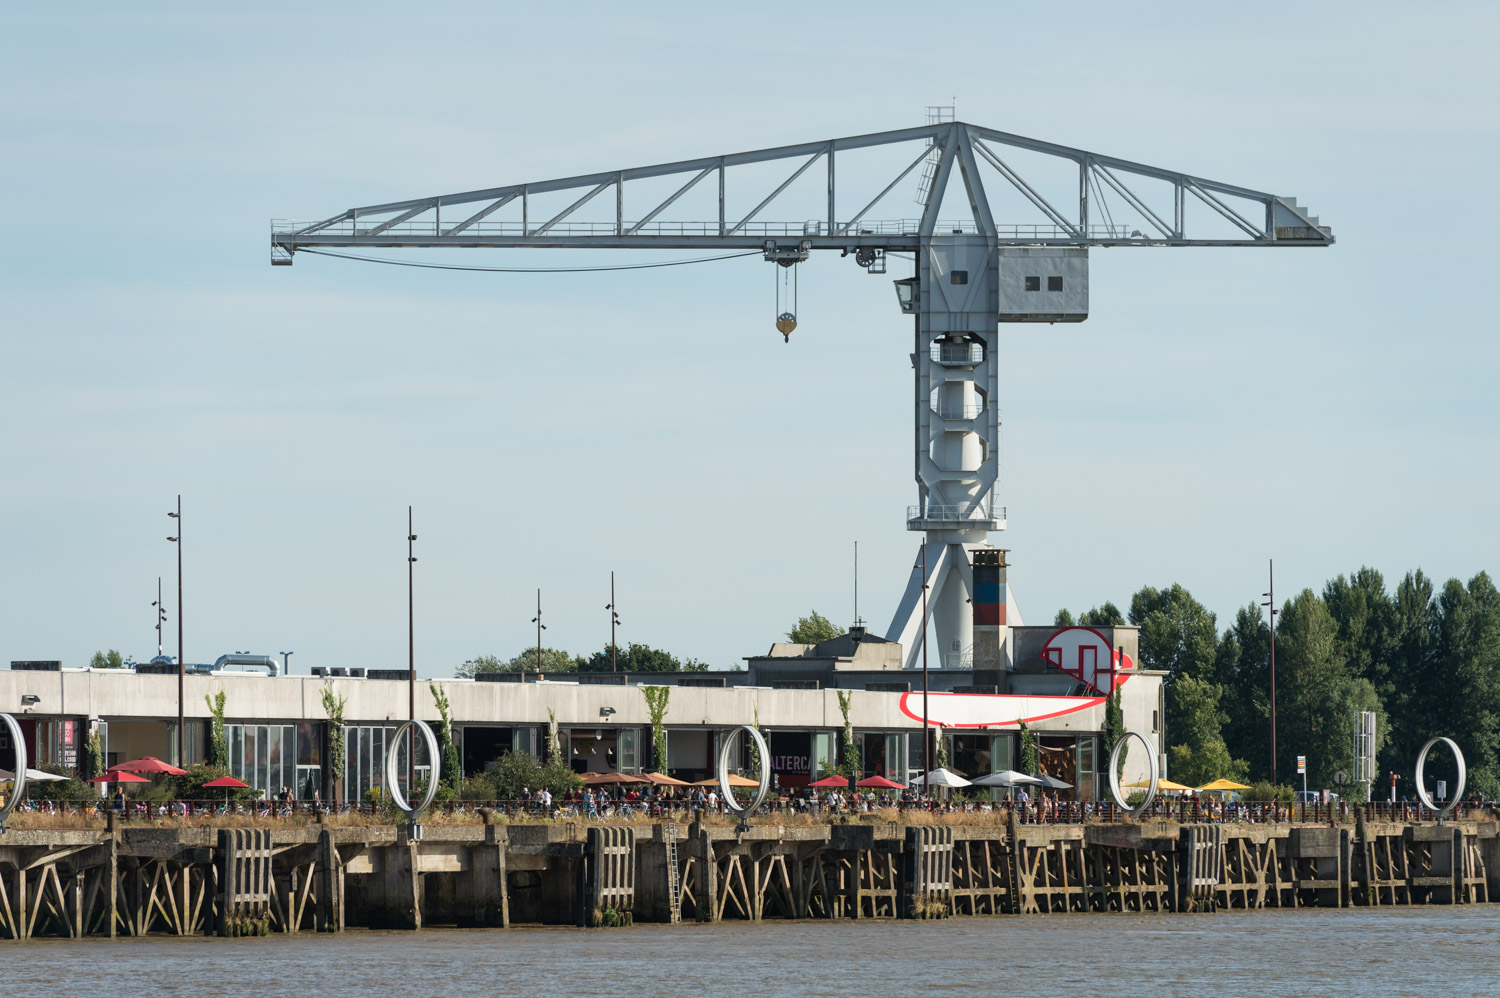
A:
[[1040, 627, 1134, 694]]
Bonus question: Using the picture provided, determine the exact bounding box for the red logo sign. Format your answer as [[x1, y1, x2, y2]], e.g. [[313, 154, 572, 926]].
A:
[[1040, 627, 1133, 694]]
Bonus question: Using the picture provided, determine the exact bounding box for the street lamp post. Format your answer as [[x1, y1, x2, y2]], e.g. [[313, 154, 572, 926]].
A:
[[1262, 559, 1279, 785], [531, 590, 546, 676], [167, 496, 184, 766], [407, 507, 417, 790], [606, 572, 622, 672], [152, 577, 166, 657]]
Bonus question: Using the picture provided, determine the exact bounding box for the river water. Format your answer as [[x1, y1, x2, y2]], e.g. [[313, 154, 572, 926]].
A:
[[12, 907, 1498, 996]]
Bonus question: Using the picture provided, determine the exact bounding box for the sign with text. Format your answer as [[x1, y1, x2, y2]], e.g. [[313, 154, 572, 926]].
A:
[[1297, 755, 1307, 775], [768, 732, 810, 775]]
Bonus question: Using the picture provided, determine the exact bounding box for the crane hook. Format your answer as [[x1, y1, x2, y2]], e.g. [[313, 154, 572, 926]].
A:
[[776, 312, 797, 342], [774, 262, 799, 343]]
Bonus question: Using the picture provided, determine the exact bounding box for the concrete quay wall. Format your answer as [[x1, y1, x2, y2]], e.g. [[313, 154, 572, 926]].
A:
[[1, 817, 1495, 938]]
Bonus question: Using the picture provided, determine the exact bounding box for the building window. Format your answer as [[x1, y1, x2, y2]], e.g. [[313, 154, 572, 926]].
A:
[[1048, 276, 1064, 292], [950, 270, 968, 285], [1024, 276, 1041, 291]]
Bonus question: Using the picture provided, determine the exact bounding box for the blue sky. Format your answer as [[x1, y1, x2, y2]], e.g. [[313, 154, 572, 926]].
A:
[[2, 2, 1496, 675]]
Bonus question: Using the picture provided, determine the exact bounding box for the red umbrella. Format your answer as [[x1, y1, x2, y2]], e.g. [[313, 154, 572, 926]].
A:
[[89, 771, 150, 784], [113, 756, 188, 776], [204, 775, 250, 806], [809, 774, 852, 788], [857, 775, 906, 789]]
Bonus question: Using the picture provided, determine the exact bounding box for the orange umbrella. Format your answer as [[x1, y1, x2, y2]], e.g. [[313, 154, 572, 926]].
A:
[[694, 774, 760, 787], [639, 772, 689, 786]]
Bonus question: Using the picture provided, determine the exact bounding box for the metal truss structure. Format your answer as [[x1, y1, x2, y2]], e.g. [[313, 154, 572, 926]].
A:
[[272, 121, 1332, 672]]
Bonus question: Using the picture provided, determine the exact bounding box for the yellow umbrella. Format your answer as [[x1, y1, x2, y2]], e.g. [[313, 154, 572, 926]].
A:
[[1197, 778, 1252, 792], [1125, 778, 1195, 792]]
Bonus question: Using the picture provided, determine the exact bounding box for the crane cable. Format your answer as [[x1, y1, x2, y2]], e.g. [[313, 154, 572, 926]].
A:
[[296, 247, 761, 273]]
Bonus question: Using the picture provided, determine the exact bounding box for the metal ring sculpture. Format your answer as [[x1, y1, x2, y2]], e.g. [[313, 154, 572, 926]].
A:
[[0, 713, 28, 831], [1107, 731, 1159, 818], [717, 725, 771, 823], [383, 720, 441, 823], [1415, 736, 1466, 822]]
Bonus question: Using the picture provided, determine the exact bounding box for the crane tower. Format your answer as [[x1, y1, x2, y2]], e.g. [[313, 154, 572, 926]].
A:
[[271, 120, 1332, 674]]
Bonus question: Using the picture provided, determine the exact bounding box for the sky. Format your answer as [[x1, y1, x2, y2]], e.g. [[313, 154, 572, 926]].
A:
[[2, 2, 1497, 677]]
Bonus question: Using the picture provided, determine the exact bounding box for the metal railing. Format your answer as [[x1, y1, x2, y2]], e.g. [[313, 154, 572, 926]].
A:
[[271, 219, 1139, 242], [906, 504, 1005, 525], [931, 401, 986, 420]]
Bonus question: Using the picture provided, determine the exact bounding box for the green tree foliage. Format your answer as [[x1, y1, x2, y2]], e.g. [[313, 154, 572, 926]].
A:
[[429, 683, 461, 786], [168, 764, 256, 804], [455, 655, 503, 678], [1129, 584, 1219, 681], [788, 610, 843, 645], [82, 727, 105, 780], [487, 750, 581, 800], [1101, 686, 1127, 776], [205, 690, 229, 767], [320, 684, 347, 804], [1054, 602, 1125, 627], [835, 690, 860, 780], [89, 649, 124, 669], [642, 686, 671, 772], [581, 642, 711, 673], [506, 647, 585, 673], [1019, 722, 1038, 774], [1164, 674, 1249, 787]]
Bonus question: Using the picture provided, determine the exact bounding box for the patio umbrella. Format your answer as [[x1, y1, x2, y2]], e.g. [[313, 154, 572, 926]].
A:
[[204, 775, 249, 806], [112, 756, 188, 777], [0, 768, 67, 782], [1126, 778, 1194, 792], [581, 772, 646, 785], [1031, 773, 1074, 790], [1197, 779, 1252, 792], [638, 771, 690, 787], [909, 768, 972, 788], [809, 774, 853, 788], [88, 771, 150, 784], [972, 770, 1044, 788], [694, 774, 760, 788], [856, 775, 905, 789]]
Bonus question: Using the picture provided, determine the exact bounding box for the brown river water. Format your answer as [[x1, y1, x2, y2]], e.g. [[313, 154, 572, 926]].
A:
[[11, 907, 1498, 996]]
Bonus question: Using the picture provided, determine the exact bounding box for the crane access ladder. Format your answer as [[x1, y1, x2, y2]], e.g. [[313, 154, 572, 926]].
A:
[[664, 821, 682, 923]]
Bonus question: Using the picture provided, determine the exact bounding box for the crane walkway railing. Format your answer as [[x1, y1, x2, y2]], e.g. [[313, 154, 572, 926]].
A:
[[271, 218, 1138, 242]]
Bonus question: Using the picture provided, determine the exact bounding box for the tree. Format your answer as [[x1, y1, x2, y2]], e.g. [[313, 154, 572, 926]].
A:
[[1164, 674, 1249, 787], [1129, 584, 1219, 681], [1053, 608, 1075, 626], [429, 683, 461, 786], [455, 655, 503, 679], [500, 647, 583, 673], [834, 690, 860, 781], [205, 690, 229, 767], [1274, 589, 1357, 788], [642, 686, 671, 772], [580, 642, 711, 673], [1019, 721, 1038, 774], [788, 611, 842, 645], [89, 649, 124, 669], [1218, 603, 1273, 781], [320, 684, 347, 805]]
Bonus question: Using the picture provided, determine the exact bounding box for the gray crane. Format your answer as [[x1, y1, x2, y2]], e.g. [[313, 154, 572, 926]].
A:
[[271, 118, 1332, 679]]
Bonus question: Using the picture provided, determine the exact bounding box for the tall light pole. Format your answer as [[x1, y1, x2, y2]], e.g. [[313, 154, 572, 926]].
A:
[[152, 577, 167, 657], [531, 590, 546, 675], [1262, 559, 1279, 785], [166, 496, 184, 765], [606, 572, 621, 672], [407, 507, 417, 790]]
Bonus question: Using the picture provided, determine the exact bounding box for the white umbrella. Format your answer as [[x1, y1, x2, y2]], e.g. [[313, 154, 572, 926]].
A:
[[1031, 773, 1073, 790], [0, 768, 67, 782], [909, 768, 972, 788], [972, 770, 1044, 788]]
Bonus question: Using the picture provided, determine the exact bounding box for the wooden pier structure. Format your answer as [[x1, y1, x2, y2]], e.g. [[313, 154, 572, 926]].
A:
[[1, 816, 1496, 938]]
